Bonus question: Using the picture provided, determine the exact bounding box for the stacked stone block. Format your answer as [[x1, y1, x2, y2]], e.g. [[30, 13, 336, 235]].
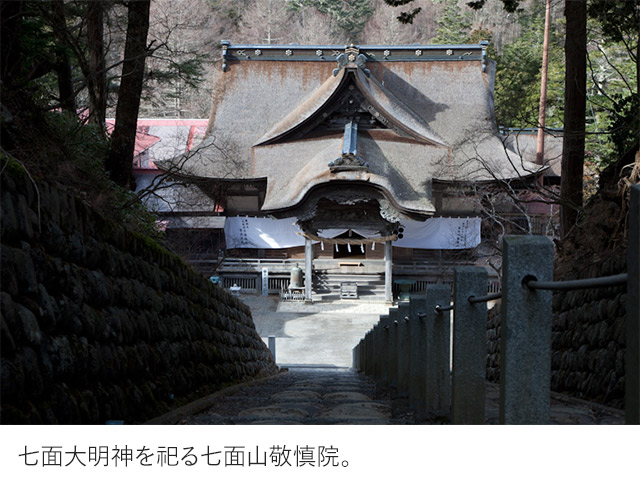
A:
[[1, 167, 277, 424]]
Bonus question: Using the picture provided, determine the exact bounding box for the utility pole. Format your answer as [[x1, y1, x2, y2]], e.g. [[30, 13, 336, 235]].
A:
[[535, 0, 551, 167]]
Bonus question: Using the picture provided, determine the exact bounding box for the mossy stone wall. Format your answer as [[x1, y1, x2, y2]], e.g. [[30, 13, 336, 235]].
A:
[[1, 169, 277, 424], [485, 256, 626, 409]]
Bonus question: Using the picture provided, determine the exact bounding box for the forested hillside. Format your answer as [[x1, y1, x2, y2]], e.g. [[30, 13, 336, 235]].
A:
[[1, 0, 638, 232], [139, 0, 535, 120]]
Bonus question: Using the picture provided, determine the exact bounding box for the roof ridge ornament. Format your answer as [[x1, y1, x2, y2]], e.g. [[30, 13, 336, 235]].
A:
[[328, 118, 369, 172], [333, 44, 370, 77]]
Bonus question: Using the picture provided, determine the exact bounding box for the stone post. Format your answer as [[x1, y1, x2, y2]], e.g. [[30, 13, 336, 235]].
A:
[[368, 328, 375, 377], [424, 285, 451, 419], [360, 335, 367, 373], [268, 335, 276, 363], [627, 184, 639, 424], [397, 301, 411, 397], [385, 241, 393, 304], [362, 330, 370, 375], [374, 323, 382, 383], [452, 266, 487, 424], [305, 237, 313, 303], [500, 235, 554, 424], [380, 323, 391, 389], [409, 295, 428, 417], [387, 308, 399, 392], [368, 329, 375, 377], [372, 324, 380, 382]]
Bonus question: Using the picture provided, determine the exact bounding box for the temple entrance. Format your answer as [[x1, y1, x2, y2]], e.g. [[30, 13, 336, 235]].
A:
[[333, 231, 366, 259]]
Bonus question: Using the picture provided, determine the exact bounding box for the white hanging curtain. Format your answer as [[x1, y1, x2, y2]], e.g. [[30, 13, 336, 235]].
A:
[[224, 217, 305, 249], [394, 217, 481, 249], [224, 216, 481, 250]]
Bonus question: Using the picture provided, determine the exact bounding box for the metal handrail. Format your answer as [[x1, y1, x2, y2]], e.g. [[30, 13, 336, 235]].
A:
[[468, 292, 502, 303], [434, 304, 454, 313], [431, 272, 627, 311], [526, 273, 628, 291]]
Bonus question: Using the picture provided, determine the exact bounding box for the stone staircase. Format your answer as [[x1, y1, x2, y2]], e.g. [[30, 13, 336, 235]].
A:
[[313, 273, 386, 300]]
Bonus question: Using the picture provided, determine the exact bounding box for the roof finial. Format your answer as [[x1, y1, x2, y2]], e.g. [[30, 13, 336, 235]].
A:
[[333, 45, 370, 77]]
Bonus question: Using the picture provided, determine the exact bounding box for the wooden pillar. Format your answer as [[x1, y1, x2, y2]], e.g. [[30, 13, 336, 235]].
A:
[[305, 237, 313, 303], [385, 240, 393, 303]]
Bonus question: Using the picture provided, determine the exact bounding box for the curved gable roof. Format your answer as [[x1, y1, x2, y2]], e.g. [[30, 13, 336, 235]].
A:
[[353, 68, 445, 146], [255, 66, 445, 147], [165, 43, 542, 218]]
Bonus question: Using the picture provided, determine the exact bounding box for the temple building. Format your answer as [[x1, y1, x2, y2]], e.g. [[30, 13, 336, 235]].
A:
[[156, 42, 554, 302]]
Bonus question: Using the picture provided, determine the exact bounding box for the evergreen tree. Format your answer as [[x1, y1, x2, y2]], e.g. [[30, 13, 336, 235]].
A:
[[382, 0, 422, 24], [287, 0, 374, 42], [493, 5, 564, 129], [586, 0, 639, 174], [431, 0, 473, 44]]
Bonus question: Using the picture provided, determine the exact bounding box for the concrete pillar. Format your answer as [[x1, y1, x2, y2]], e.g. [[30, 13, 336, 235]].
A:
[[409, 295, 428, 417], [452, 266, 488, 424], [500, 235, 554, 424], [385, 241, 393, 303], [627, 184, 640, 424], [397, 301, 411, 397], [305, 237, 313, 303], [424, 285, 451, 419]]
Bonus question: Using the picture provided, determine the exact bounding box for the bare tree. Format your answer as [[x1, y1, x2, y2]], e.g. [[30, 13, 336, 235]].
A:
[[126, 132, 247, 213], [433, 130, 563, 276]]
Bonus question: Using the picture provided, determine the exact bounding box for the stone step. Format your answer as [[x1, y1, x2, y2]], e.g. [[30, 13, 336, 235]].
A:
[[313, 273, 385, 295], [314, 274, 384, 284]]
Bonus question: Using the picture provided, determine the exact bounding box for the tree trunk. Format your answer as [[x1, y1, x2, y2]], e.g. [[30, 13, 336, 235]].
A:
[[1, 0, 24, 89], [50, 0, 76, 114], [87, 0, 106, 130], [105, 0, 151, 189], [560, 0, 587, 237]]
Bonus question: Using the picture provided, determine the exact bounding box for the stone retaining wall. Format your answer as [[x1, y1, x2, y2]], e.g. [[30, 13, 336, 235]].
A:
[[1, 167, 277, 424], [485, 257, 627, 409]]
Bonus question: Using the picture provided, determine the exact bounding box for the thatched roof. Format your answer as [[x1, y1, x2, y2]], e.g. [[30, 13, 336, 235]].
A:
[[163, 43, 542, 217]]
